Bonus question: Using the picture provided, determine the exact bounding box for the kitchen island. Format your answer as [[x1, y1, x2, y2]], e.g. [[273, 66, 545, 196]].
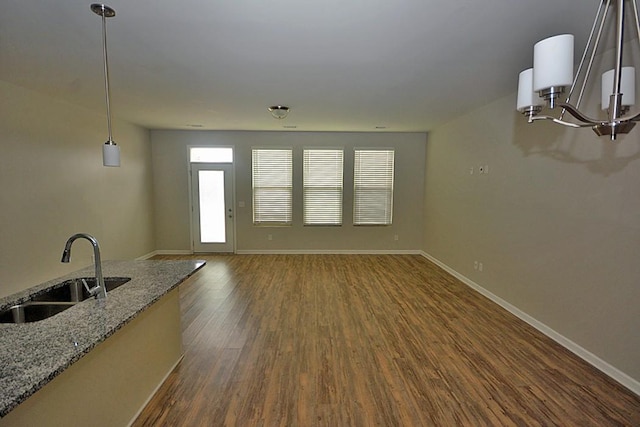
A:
[[0, 259, 204, 426]]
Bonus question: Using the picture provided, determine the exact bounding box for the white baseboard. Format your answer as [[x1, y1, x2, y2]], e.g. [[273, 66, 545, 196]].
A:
[[419, 251, 640, 397], [236, 249, 422, 255], [137, 250, 193, 260], [135, 251, 157, 260], [144, 249, 423, 256], [156, 250, 193, 255], [140, 249, 422, 258]]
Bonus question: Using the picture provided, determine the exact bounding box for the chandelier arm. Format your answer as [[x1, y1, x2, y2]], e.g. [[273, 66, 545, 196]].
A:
[[574, 0, 610, 111], [562, 0, 609, 121], [529, 115, 586, 128], [609, 0, 627, 123], [622, 110, 640, 122], [633, 0, 640, 50], [556, 102, 602, 125]]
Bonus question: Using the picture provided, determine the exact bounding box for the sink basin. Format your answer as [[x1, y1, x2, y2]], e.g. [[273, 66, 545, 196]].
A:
[[0, 302, 76, 323], [0, 277, 131, 323], [51, 277, 131, 302]]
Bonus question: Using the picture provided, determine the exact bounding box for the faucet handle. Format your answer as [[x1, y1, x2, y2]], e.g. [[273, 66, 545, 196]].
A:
[[81, 279, 102, 298]]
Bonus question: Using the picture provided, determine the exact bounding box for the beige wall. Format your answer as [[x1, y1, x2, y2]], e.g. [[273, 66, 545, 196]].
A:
[[0, 81, 155, 298], [424, 93, 640, 385], [151, 130, 426, 252]]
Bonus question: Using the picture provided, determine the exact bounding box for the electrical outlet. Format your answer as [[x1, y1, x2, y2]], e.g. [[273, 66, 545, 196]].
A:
[[479, 262, 484, 272], [394, 234, 399, 241], [469, 167, 474, 175], [267, 234, 273, 241], [474, 261, 478, 270]]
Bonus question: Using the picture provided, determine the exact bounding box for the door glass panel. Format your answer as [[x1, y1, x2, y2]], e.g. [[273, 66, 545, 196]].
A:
[[198, 170, 226, 243]]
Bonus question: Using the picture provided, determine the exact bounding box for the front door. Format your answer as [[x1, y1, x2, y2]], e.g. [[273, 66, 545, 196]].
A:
[[190, 163, 234, 252]]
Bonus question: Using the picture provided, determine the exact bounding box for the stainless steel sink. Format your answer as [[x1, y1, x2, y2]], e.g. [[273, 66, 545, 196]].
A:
[[0, 277, 131, 323], [53, 277, 131, 302], [0, 302, 76, 323]]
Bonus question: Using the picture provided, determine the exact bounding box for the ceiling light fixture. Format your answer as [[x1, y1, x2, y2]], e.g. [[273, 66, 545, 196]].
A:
[[268, 105, 290, 119], [92, 3, 120, 167], [516, 0, 640, 140]]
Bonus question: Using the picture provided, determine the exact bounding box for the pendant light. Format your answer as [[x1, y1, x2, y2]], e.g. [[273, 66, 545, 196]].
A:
[[91, 3, 120, 167]]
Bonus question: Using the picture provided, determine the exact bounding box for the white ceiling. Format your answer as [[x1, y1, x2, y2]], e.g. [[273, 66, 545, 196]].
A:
[[1, 0, 600, 132]]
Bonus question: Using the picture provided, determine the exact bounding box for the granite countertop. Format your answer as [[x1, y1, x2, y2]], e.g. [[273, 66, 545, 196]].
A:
[[0, 259, 205, 418]]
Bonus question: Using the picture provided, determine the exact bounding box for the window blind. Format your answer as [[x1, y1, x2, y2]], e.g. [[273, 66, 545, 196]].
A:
[[252, 148, 293, 225], [353, 149, 395, 225], [303, 149, 344, 225]]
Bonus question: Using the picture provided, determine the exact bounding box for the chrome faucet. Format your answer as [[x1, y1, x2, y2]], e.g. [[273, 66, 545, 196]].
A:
[[61, 233, 107, 300]]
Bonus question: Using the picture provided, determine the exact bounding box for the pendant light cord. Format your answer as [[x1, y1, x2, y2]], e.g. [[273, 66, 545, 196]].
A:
[[100, 8, 114, 143]]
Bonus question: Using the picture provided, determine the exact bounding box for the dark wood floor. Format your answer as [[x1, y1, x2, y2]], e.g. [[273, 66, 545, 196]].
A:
[[133, 254, 640, 426]]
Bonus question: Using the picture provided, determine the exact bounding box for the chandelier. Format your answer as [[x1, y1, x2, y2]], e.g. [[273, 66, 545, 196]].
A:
[[517, 0, 640, 141]]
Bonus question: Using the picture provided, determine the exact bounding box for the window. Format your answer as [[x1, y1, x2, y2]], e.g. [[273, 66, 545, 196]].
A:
[[252, 148, 293, 225], [303, 149, 344, 225], [189, 147, 233, 163], [353, 149, 395, 225]]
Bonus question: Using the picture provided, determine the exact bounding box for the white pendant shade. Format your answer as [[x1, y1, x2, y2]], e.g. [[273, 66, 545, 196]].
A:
[[601, 66, 636, 109], [103, 142, 120, 167], [533, 34, 574, 92], [517, 68, 544, 111]]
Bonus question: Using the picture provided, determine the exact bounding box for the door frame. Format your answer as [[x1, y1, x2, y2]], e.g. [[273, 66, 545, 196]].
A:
[[188, 162, 236, 253]]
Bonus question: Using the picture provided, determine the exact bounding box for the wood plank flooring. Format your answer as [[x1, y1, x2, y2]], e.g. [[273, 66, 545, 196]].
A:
[[133, 254, 640, 426]]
